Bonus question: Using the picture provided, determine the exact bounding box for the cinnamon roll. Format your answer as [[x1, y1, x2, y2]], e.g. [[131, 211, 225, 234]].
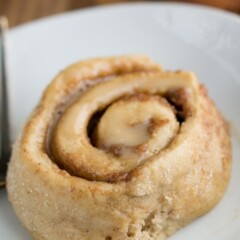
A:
[[7, 55, 231, 240]]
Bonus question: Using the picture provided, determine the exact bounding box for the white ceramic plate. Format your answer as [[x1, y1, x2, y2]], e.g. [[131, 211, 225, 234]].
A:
[[0, 3, 239, 240]]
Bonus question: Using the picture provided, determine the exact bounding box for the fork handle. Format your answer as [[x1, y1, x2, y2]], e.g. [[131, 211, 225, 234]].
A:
[[0, 17, 11, 186]]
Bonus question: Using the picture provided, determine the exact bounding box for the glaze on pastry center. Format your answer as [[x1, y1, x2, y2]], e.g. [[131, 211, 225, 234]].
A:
[[95, 94, 179, 161]]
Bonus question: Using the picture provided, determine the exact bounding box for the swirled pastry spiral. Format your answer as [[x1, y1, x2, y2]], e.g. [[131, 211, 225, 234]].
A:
[[7, 55, 231, 240]]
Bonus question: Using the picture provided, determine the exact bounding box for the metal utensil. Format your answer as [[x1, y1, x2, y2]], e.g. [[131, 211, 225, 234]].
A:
[[0, 16, 11, 188]]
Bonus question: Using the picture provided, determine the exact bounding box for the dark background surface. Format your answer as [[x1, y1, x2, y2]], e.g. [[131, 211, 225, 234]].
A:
[[1, 0, 240, 28]]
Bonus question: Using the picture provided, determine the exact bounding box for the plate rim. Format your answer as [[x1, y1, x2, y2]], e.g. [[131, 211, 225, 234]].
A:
[[10, 2, 240, 34]]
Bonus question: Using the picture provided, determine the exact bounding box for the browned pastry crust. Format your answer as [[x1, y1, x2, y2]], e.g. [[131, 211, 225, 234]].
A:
[[7, 55, 231, 240]]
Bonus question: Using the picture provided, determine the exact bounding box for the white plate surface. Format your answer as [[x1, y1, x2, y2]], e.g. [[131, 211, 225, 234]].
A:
[[0, 3, 240, 240]]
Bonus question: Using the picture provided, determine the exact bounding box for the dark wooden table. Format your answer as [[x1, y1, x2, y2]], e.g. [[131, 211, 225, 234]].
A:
[[1, 0, 240, 28]]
